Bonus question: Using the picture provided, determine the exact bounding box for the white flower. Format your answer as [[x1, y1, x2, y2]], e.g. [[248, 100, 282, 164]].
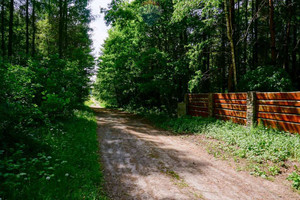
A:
[[65, 173, 69, 177], [46, 176, 51, 180]]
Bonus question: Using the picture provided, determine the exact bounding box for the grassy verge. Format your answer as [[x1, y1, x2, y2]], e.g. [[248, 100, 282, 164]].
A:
[[144, 113, 300, 190], [85, 97, 107, 108], [0, 107, 107, 199]]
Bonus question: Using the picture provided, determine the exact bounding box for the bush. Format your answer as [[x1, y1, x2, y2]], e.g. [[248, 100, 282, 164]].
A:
[[0, 55, 92, 181], [238, 66, 293, 92], [0, 56, 91, 129], [287, 171, 300, 190], [0, 54, 97, 198], [0, 109, 107, 199]]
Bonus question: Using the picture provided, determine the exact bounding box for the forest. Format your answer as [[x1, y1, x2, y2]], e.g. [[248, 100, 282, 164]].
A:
[[0, 0, 94, 132], [1, 0, 300, 199], [94, 0, 299, 112], [0, 0, 104, 199]]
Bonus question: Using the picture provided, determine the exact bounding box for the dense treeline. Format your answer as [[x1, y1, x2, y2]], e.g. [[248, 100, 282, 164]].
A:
[[95, 0, 299, 112], [0, 0, 93, 197], [0, 0, 93, 134]]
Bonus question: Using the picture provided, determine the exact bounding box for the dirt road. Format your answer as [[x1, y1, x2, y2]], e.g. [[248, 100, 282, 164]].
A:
[[94, 108, 300, 200]]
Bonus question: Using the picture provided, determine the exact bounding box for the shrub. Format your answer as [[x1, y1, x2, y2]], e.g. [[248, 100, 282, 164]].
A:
[[238, 66, 293, 92], [287, 172, 300, 190]]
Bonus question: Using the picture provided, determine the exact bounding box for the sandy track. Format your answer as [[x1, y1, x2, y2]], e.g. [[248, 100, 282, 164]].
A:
[[94, 108, 300, 200]]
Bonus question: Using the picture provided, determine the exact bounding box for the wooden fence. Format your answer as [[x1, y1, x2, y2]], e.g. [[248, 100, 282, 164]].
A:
[[213, 93, 247, 125], [184, 92, 300, 134]]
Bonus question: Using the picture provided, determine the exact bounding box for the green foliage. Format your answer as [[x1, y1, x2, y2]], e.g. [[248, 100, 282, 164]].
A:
[[0, 0, 99, 198], [0, 56, 91, 134], [95, 0, 299, 111], [188, 70, 203, 93], [238, 66, 293, 92], [142, 111, 300, 189], [268, 165, 281, 176], [0, 108, 107, 199], [145, 115, 300, 163], [287, 171, 300, 190], [250, 166, 267, 178], [95, 0, 192, 111], [139, 3, 162, 26]]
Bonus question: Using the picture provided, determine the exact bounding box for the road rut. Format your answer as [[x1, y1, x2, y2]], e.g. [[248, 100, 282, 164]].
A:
[[94, 108, 300, 200]]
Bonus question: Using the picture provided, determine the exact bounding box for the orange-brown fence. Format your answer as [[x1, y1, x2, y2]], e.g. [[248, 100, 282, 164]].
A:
[[187, 93, 209, 117], [185, 91, 300, 134], [256, 92, 300, 134], [213, 93, 247, 125]]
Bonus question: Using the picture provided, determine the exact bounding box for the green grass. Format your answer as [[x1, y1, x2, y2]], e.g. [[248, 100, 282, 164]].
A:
[[147, 114, 300, 163], [143, 113, 300, 189], [288, 171, 300, 190], [85, 98, 95, 106], [0, 107, 107, 199], [85, 97, 107, 108]]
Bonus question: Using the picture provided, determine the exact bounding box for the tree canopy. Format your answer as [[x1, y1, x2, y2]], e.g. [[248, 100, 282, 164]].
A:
[[94, 0, 299, 112], [0, 0, 93, 147]]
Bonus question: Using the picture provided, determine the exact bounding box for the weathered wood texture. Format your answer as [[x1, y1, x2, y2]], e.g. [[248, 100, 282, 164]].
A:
[[187, 93, 209, 117], [187, 92, 300, 134], [213, 93, 247, 125], [256, 92, 300, 134]]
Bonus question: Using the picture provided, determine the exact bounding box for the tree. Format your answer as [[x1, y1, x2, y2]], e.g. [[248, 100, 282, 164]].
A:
[[31, 0, 35, 56], [224, 0, 237, 91], [1, 0, 5, 56], [26, 0, 29, 54], [94, 0, 299, 112], [58, 0, 64, 57], [268, 0, 276, 65], [8, 0, 13, 57]]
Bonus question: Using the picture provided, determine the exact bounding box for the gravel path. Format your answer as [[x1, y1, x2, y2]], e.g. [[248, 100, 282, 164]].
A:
[[94, 108, 300, 200]]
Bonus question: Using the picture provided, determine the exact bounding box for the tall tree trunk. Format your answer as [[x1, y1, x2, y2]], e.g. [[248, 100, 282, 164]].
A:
[[253, 0, 258, 68], [26, 0, 29, 55], [205, 11, 211, 92], [224, 0, 237, 91], [1, 0, 5, 56], [31, 0, 35, 56], [64, 0, 68, 54], [8, 0, 13, 57], [283, 0, 291, 72], [269, 0, 276, 65], [58, 0, 64, 58], [220, 1, 226, 92], [237, 0, 240, 75], [244, 0, 248, 71], [206, 45, 210, 92], [292, 25, 297, 82]]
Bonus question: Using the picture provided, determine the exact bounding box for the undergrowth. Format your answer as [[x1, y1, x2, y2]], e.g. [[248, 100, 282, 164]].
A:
[[147, 115, 300, 163], [0, 107, 107, 199], [143, 113, 300, 190]]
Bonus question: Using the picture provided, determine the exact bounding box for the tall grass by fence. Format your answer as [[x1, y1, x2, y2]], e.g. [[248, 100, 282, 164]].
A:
[[184, 92, 300, 134]]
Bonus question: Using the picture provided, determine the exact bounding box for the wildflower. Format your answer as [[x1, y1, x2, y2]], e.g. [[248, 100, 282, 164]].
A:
[[46, 176, 51, 180], [65, 173, 69, 177]]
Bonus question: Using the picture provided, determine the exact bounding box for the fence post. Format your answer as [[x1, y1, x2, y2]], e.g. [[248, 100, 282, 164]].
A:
[[246, 91, 257, 127], [177, 93, 188, 117], [184, 93, 189, 116], [208, 93, 214, 117]]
